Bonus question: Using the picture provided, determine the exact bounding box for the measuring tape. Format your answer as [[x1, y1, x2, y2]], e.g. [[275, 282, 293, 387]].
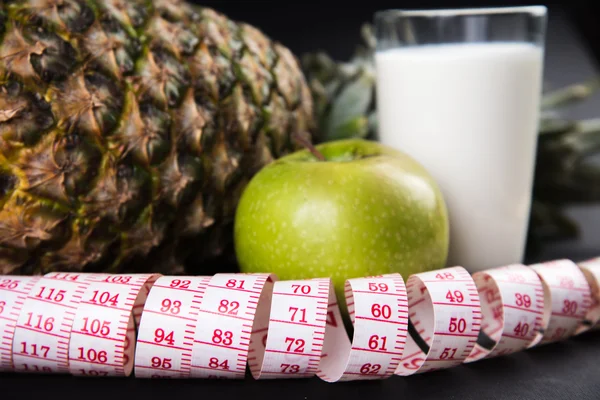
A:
[[0, 258, 599, 382], [0, 276, 41, 371], [68, 273, 159, 377], [11, 272, 97, 374], [531, 259, 592, 344], [465, 263, 544, 361], [395, 266, 480, 375], [575, 257, 600, 333]]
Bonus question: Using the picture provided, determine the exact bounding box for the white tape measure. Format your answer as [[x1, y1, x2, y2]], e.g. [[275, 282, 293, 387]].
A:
[[68, 273, 159, 377], [11, 273, 96, 374], [465, 263, 544, 361], [0, 258, 599, 382], [0, 276, 41, 371], [574, 257, 600, 333], [531, 259, 592, 344], [396, 266, 481, 375]]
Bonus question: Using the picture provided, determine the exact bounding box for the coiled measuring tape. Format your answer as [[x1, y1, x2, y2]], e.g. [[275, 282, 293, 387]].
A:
[[0, 258, 599, 382], [0, 275, 41, 371]]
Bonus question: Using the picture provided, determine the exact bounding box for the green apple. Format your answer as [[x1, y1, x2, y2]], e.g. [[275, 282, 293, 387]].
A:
[[233, 138, 449, 312]]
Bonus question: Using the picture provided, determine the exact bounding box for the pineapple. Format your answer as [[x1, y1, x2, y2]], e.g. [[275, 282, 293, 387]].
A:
[[0, 0, 314, 275], [302, 23, 600, 259]]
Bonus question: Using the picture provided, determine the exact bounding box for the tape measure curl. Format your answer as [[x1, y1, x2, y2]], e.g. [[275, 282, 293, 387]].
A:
[[12, 273, 98, 374], [0, 258, 599, 382], [574, 257, 600, 333], [531, 259, 592, 343], [0, 276, 41, 371], [465, 263, 545, 361], [395, 266, 481, 375], [68, 273, 159, 377]]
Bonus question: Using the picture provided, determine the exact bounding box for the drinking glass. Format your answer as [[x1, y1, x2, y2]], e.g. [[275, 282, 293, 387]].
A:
[[374, 6, 547, 272]]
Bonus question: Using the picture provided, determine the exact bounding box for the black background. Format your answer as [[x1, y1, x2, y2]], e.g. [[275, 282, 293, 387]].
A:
[[193, 1, 600, 65], [2, 330, 600, 400]]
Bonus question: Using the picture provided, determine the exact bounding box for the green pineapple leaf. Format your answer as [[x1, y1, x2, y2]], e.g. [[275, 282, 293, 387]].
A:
[[323, 72, 375, 141]]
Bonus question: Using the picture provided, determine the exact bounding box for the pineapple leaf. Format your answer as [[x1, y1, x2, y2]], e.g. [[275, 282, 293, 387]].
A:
[[331, 116, 370, 140], [367, 111, 378, 139], [541, 77, 600, 109], [529, 200, 580, 240], [323, 71, 375, 141], [539, 118, 577, 137], [574, 117, 600, 133]]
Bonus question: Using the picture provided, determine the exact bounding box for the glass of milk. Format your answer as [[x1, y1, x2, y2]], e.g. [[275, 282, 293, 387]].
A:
[[374, 6, 547, 272]]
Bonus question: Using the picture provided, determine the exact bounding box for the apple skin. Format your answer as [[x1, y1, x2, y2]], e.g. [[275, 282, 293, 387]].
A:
[[234, 138, 449, 308]]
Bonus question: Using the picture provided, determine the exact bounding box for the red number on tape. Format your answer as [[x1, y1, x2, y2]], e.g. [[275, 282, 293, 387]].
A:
[[368, 335, 388, 351], [208, 357, 229, 370], [89, 291, 119, 306], [20, 342, 50, 358], [280, 364, 300, 373], [77, 347, 108, 363], [24, 313, 54, 332], [514, 322, 530, 337], [435, 272, 455, 280], [212, 329, 233, 346], [34, 287, 66, 303], [22, 364, 51, 373], [289, 307, 308, 323], [226, 279, 245, 289], [291, 285, 311, 294], [368, 283, 389, 292], [81, 318, 111, 336], [0, 279, 19, 290], [284, 337, 305, 353], [449, 317, 467, 333], [169, 279, 191, 289], [103, 276, 132, 284], [151, 357, 173, 369], [360, 363, 382, 375], [515, 293, 531, 308], [154, 328, 175, 346], [218, 300, 240, 315], [371, 304, 392, 319], [45, 273, 80, 281], [563, 300, 578, 315], [446, 290, 464, 303], [440, 348, 457, 360], [79, 369, 109, 376], [402, 358, 424, 370], [160, 299, 181, 314]]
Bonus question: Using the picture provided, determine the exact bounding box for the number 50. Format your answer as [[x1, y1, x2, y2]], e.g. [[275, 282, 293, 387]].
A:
[[448, 317, 466, 333]]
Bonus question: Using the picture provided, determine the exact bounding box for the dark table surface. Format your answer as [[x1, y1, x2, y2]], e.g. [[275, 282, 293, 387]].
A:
[[1, 330, 599, 400], [2, 5, 600, 400]]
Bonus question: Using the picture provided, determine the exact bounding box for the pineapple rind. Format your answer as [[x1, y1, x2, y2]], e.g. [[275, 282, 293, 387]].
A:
[[0, 0, 314, 275]]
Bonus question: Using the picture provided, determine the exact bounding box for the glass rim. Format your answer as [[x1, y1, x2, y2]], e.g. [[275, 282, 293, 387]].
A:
[[375, 5, 547, 20]]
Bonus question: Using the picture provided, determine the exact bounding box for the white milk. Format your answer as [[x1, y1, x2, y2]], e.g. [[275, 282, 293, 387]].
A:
[[375, 42, 544, 271]]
